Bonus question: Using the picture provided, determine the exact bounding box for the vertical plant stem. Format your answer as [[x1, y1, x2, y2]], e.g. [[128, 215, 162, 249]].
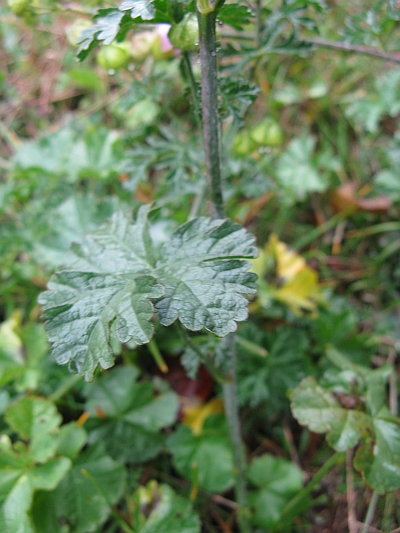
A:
[[222, 337, 251, 533], [197, 7, 251, 532], [361, 491, 380, 533], [197, 11, 224, 219]]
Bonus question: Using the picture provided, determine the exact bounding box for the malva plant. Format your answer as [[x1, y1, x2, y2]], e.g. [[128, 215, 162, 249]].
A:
[[39, 1, 258, 531], [2, 0, 400, 532], [40, 0, 400, 530]]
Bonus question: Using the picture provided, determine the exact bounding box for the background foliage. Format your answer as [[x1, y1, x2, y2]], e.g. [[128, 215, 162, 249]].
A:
[[1, 0, 400, 531]]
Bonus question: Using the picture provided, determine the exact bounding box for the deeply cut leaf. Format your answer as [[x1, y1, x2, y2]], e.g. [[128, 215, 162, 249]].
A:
[[155, 217, 258, 335], [39, 272, 163, 380], [40, 208, 257, 380], [120, 0, 155, 20]]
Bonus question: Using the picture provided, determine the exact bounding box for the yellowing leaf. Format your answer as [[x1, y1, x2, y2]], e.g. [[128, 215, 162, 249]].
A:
[[268, 234, 306, 280], [251, 235, 324, 316], [182, 398, 224, 435], [0, 311, 23, 363], [274, 267, 321, 315]]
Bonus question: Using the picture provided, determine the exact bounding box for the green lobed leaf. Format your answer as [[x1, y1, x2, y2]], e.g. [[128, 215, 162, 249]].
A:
[[56, 423, 87, 461], [354, 415, 400, 494], [290, 376, 372, 451], [291, 376, 400, 493], [154, 217, 258, 335], [31, 442, 126, 533], [275, 136, 339, 200], [77, 11, 125, 58], [0, 435, 71, 533], [120, 0, 155, 20], [84, 366, 179, 463], [76, 1, 170, 60], [247, 454, 303, 530], [167, 415, 234, 493], [39, 271, 162, 380], [40, 207, 257, 380], [5, 397, 62, 463]]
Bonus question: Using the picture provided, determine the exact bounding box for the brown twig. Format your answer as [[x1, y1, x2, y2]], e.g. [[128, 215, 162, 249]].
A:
[[211, 509, 234, 533], [283, 418, 302, 470], [346, 449, 358, 533], [303, 37, 400, 64]]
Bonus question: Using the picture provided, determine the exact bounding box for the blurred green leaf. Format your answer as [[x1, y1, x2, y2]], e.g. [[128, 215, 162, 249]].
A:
[[217, 4, 253, 30], [275, 136, 339, 199], [5, 397, 62, 463], [248, 454, 303, 530], [0, 320, 49, 390], [56, 423, 87, 461], [31, 442, 126, 533], [84, 366, 179, 463], [28, 193, 123, 269], [346, 69, 400, 132], [291, 374, 400, 493], [354, 416, 400, 494], [237, 326, 311, 414], [0, 397, 71, 533], [291, 376, 372, 451], [167, 414, 234, 493], [14, 125, 128, 182]]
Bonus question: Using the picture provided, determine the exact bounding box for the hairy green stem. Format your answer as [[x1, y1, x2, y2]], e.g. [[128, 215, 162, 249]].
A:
[[197, 11, 224, 219], [197, 8, 251, 532]]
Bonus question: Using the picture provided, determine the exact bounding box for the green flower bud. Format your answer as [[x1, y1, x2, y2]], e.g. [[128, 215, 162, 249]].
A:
[[169, 14, 199, 52], [233, 130, 258, 157], [96, 42, 132, 70], [250, 118, 284, 147]]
